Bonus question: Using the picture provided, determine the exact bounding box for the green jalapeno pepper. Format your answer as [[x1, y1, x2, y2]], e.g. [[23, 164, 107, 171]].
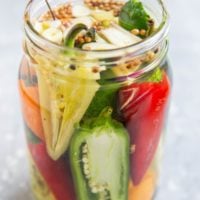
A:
[[64, 23, 88, 47], [70, 107, 130, 200]]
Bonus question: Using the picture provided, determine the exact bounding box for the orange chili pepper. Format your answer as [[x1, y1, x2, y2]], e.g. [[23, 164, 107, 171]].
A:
[[128, 170, 157, 200], [19, 58, 44, 140]]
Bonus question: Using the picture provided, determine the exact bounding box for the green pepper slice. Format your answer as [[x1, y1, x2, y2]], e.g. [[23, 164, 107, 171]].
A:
[[70, 107, 130, 200], [64, 23, 88, 47]]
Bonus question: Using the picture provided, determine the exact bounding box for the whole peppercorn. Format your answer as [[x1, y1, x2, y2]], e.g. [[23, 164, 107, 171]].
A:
[[140, 29, 147, 36], [84, 0, 124, 16], [147, 51, 155, 60], [131, 29, 140, 35], [92, 66, 100, 73], [85, 37, 92, 43], [69, 64, 76, 70], [40, 3, 72, 23]]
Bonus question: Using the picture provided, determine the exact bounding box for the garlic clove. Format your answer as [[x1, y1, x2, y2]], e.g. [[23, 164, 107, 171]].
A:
[[91, 10, 115, 21], [34, 20, 62, 34], [49, 20, 62, 29], [42, 27, 63, 44], [72, 5, 91, 17]]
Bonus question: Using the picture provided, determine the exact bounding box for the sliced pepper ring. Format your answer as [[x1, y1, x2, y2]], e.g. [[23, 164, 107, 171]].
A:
[[64, 23, 88, 47]]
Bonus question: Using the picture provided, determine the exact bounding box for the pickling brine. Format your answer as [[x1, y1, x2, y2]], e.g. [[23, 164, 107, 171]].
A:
[[19, 0, 171, 199]]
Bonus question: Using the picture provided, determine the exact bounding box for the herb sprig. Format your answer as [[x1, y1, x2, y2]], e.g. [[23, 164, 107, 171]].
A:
[[119, 0, 154, 37]]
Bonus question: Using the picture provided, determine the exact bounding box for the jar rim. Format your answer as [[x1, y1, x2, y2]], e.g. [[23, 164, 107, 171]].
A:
[[24, 0, 170, 57]]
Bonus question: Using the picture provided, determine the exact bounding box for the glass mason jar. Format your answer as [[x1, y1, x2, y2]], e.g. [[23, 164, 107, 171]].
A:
[[19, 0, 171, 199]]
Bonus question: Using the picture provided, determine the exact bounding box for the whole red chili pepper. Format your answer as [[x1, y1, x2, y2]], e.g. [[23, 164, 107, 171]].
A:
[[27, 127, 76, 200], [119, 70, 171, 185]]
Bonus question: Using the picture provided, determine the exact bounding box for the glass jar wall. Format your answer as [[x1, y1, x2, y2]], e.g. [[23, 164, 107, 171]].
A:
[[19, 0, 171, 199]]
